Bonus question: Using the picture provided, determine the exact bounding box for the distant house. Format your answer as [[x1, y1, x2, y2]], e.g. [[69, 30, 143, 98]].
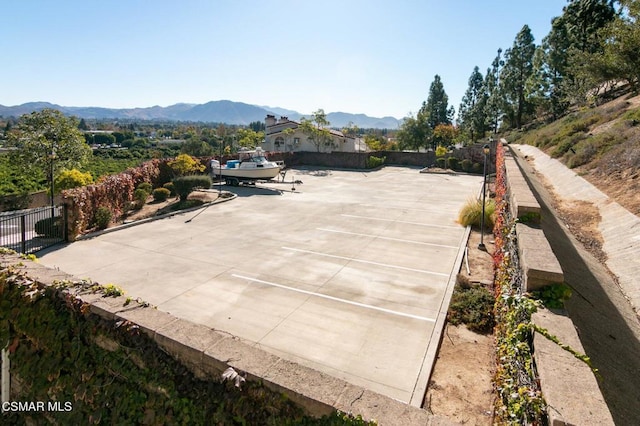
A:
[[262, 115, 362, 153]]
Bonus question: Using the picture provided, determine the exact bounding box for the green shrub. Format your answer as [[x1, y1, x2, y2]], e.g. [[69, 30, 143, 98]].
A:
[[448, 285, 495, 333], [471, 162, 482, 173], [136, 182, 152, 194], [535, 134, 551, 148], [34, 216, 62, 238], [1, 193, 31, 211], [173, 175, 212, 202], [55, 169, 94, 192], [163, 182, 176, 196], [169, 154, 205, 176], [94, 207, 112, 230], [446, 157, 459, 170], [436, 158, 446, 168], [152, 187, 171, 202], [132, 188, 149, 210], [366, 155, 386, 169], [567, 140, 598, 168], [551, 133, 586, 158], [458, 197, 496, 229], [435, 145, 447, 157], [531, 283, 572, 309], [460, 159, 473, 172], [621, 107, 640, 123]]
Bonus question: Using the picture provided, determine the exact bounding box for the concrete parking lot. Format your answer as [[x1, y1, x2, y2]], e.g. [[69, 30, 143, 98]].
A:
[[39, 166, 482, 404]]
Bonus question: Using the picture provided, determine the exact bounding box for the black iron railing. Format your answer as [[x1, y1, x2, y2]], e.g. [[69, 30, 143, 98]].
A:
[[0, 205, 67, 254]]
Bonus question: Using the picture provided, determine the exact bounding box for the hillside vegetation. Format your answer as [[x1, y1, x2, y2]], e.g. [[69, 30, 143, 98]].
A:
[[505, 92, 640, 215]]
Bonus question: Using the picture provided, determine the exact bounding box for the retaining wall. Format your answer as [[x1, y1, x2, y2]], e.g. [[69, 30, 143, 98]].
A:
[[268, 143, 496, 174], [0, 254, 441, 425], [505, 143, 614, 425]]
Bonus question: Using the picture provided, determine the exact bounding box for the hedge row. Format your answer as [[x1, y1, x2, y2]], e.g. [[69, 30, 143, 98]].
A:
[[62, 159, 173, 238]]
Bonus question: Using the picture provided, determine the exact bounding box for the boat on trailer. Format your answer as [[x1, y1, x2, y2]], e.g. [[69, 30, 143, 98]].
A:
[[210, 147, 283, 186]]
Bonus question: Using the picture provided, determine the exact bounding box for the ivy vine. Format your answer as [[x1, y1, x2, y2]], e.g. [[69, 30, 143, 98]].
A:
[[491, 146, 595, 424], [0, 256, 376, 425]]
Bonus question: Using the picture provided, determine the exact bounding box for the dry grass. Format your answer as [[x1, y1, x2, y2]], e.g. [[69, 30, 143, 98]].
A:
[[510, 93, 640, 217], [458, 197, 496, 229]]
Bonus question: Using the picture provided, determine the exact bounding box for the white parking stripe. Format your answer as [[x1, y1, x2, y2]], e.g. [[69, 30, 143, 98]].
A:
[[316, 228, 458, 249], [340, 214, 459, 229], [359, 203, 457, 213], [231, 274, 436, 322], [281, 246, 450, 277]]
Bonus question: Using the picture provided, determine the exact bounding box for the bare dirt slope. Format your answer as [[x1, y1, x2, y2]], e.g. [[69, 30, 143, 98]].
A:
[[425, 231, 495, 425]]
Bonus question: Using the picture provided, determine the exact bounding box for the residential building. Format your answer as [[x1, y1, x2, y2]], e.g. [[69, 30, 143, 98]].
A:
[[262, 115, 362, 153]]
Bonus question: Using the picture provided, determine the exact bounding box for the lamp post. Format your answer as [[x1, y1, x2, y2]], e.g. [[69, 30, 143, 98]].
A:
[[49, 147, 56, 218], [478, 142, 491, 251]]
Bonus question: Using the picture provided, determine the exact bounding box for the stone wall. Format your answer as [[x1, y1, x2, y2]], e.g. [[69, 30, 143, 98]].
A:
[[269, 142, 496, 173]]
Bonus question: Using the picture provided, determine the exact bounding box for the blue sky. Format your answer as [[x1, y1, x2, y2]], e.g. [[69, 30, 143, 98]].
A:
[[1, 0, 567, 119]]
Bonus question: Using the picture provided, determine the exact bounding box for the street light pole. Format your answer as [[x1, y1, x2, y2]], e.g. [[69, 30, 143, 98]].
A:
[[49, 147, 56, 218], [478, 142, 491, 251]]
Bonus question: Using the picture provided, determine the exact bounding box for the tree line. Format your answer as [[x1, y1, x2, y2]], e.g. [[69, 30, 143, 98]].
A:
[[400, 0, 639, 149]]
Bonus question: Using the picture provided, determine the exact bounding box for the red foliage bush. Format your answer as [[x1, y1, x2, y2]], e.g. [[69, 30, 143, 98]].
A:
[[62, 159, 171, 238], [492, 144, 508, 278]]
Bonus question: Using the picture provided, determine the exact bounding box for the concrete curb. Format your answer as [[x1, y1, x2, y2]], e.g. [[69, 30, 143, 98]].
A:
[[409, 224, 472, 407], [75, 191, 237, 241]]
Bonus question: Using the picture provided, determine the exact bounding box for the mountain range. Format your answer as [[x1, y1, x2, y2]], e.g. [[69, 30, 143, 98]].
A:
[[0, 100, 402, 129]]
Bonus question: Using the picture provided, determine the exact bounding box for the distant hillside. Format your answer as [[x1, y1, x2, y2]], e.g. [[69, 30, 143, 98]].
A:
[[0, 100, 402, 129], [507, 92, 640, 216]]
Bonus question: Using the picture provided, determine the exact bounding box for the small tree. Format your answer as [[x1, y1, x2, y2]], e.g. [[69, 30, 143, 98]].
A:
[[54, 168, 94, 193], [396, 111, 432, 151], [7, 109, 92, 206], [299, 109, 333, 152], [168, 154, 205, 176], [181, 139, 214, 157], [236, 128, 265, 148], [433, 124, 458, 147]]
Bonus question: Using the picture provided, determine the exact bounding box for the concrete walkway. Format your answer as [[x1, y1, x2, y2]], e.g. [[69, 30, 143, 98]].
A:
[[512, 144, 640, 315]]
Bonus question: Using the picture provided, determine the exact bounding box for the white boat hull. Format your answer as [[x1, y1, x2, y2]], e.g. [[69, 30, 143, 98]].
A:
[[212, 165, 281, 180], [210, 147, 283, 183]]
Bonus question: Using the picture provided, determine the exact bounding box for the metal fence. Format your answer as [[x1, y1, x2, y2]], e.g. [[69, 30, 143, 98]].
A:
[[0, 205, 67, 254]]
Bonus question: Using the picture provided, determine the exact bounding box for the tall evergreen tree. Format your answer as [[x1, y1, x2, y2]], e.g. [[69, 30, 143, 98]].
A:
[[545, 0, 617, 105], [530, 17, 572, 118], [420, 75, 453, 129], [594, 0, 640, 91], [562, 0, 617, 53], [500, 25, 536, 128], [458, 66, 487, 143]]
